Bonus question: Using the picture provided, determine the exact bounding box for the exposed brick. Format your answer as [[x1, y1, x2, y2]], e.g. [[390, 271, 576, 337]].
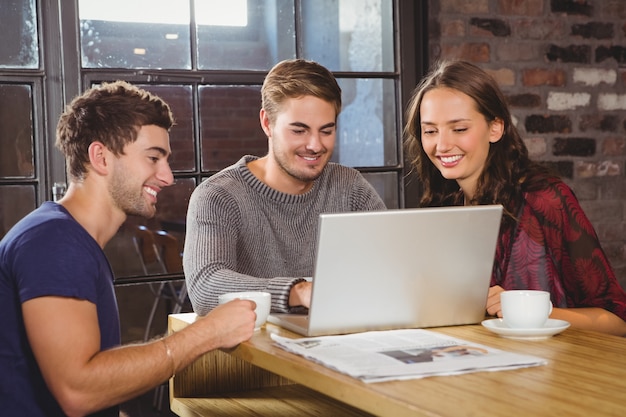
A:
[[428, 0, 441, 14], [581, 200, 623, 222], [441, 19, 465, 37], [550, 0, 593, 16], [598, 93, 626, 110], [575, 160, 621, 178], [596, 46, 626, 64], [429, 19, 442, 38], [498, 0, 544, 16], [575, 161, 597, 178], [485, 68, 515, 86], [543, 160, 573, 178], [596, 222, 626, 243], [441, 43, 490, 62], [602, 137, 626, 156], [572, 68, 617, 86], [598, 161, 621, 176], [601, 117, 620, 131], [599, 179, 626, 200], [579, 114, 619, 132], [497, 42, 542, 61], [600, 0, 626, 20], [507, 93, 542, 107], [604, 241, 626, 266], [553, 137, 596, 156], [571, 22, 614, 39], [432, 0, 626, 285], [524, 137, 548, 157], [522, 68, 566, 86], [429, 43, 442, 61], [546, 44, 591, 63], [513, 18, 568, 40], [570, 180, 599, 200], [547, 92, 591, 111], [511, 114, 520, 129], [525, 114, 572, 133], [469, 18, 511, 37], [440, 0, 489, 14]]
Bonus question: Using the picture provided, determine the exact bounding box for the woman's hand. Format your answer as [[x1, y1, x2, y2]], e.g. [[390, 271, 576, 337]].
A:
[[486, 285, 505, 317]]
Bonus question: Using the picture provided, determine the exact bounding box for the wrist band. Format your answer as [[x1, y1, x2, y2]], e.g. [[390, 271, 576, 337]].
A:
[[161, 338, 175, 379]]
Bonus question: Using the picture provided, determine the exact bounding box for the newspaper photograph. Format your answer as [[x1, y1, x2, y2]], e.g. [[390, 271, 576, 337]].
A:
[[271, 329, 547, 383]]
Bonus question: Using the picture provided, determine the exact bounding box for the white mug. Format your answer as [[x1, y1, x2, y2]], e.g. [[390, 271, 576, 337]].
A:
[[218, 291, 271, 330], [500, 290, 553, 329]]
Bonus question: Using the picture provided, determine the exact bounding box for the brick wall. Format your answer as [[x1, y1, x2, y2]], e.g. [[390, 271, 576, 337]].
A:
[[428, 0, 626, 288]]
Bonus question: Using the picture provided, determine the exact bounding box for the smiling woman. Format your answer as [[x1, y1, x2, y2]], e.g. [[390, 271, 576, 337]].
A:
[[418, 86, 504, 200], [403, 60, 626, 337]]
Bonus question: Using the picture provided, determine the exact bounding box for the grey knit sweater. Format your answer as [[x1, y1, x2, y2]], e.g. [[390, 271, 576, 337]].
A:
[[183, 155, 387, 315]]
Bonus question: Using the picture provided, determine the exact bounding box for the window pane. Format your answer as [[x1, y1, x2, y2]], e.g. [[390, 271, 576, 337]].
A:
[[79, 0, 191, 69], [301, 0, 394, 72], [0, 185, 36, 239], [0, 0, 38, 68], [199, 85, 266, 171], [335, 78, 397, 168], [196, 0, 295, 70], [0, 84, 35, 178], [155, 177, 195, 238], [106, 178, 195, 278], [138, 85, 195, 172], [362, 172, 398, 209]]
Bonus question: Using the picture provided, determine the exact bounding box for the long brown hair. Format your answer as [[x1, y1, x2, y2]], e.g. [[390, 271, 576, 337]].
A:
[[403, 60, 554, 224]]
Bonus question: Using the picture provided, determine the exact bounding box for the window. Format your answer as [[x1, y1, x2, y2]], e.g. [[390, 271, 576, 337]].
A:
[[0, 0, 38, 69], [0, 0, 426, 282], [0, 0, 42, 239]]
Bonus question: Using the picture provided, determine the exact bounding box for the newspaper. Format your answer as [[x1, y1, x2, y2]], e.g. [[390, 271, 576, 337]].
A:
[[271, 329, 547, 383]]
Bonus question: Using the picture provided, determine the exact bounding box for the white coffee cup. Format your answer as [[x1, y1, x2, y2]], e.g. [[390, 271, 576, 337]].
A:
[[500, 290, 553, 329], [218, 291, 271, 330]]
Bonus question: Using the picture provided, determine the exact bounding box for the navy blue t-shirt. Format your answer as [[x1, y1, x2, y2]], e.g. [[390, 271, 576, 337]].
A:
[[0, 202, 120, 416]]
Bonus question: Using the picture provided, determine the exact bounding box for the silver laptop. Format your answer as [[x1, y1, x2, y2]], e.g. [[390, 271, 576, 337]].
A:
[[267, 205, 503, 337]]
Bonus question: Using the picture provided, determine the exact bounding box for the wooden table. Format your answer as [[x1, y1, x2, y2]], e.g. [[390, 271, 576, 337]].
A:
[[168, 313, 626, 417]]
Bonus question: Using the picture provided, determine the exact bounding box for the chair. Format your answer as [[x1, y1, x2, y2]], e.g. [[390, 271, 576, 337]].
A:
[[129, 225, 187, 341], [130, 225, 188, 411]]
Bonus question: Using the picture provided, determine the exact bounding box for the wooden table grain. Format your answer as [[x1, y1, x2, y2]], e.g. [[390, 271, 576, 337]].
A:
[[169, 313, 626, 417]]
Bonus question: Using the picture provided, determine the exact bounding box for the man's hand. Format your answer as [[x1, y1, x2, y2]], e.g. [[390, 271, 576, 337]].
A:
[[289, 281, 312, 308], [199, 299, 256, 348]]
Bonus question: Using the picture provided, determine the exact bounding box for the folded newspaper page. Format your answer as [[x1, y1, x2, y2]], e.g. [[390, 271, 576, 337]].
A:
[[271, 329, 547, 383]]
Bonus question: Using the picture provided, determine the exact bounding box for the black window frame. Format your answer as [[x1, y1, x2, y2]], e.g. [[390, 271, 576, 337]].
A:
[[0, 0, 428, 284]]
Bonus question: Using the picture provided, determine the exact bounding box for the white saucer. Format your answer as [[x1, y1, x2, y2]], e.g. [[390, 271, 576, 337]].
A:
[[481, 318, 570, 340]]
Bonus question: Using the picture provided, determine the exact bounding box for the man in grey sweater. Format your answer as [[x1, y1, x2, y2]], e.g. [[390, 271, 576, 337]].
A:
[[183, 59, 387, 316]]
